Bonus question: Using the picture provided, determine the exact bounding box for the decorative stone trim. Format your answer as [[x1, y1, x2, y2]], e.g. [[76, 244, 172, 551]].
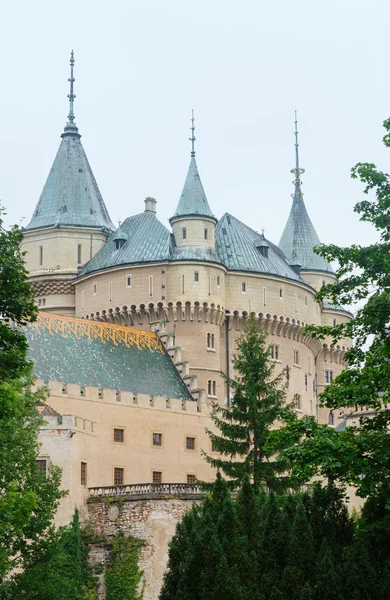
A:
[[31, 279, 75, 296]]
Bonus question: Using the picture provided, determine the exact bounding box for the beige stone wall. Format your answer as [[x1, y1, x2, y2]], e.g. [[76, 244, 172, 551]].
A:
[[171, 216, 216, 248], [301, 271, 336, 291]]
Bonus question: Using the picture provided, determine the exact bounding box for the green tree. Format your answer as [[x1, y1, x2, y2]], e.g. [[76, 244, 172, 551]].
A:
[[282, 501, 314, 599], [0, 209, 64, 581], [204, 314, 295, 493], [313, 538, 342, 600], [105, 532, 144, 600]]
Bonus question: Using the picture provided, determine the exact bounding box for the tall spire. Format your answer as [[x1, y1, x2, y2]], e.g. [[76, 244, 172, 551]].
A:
[[63, 50, 79, 137], [291, 110, 305, 199], [278, 113, 334, 273], [189, 109, 196, 157], [170, 111, 216, 224]]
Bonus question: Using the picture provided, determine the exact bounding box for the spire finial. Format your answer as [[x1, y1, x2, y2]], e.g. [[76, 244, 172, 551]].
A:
[[290, 110, 305, 198], [67, 50, 76, 125], [189, 109, 196, 157]]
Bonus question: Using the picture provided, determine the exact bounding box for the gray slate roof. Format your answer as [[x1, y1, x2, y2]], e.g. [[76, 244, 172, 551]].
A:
[[278, 184, 333, 274], [25, 128, 114, 232], [170, 157, 216, 223], [215, 213, 303, 281]]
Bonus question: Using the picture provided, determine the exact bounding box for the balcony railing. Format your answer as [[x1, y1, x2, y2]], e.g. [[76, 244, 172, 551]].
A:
[[88, 482, 205, 500]]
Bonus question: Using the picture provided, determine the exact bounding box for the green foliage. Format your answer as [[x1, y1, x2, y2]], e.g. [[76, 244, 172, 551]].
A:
[[160, 477, 368, 600], [0, 212, 37, 382], [6, 511, 98, 599], [204, 314, 296, 493], [105, 532, 144, 600]]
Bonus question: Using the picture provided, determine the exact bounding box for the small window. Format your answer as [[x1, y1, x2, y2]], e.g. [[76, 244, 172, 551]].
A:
[[181, 274, 185, 294], [114, 467, 124, 485], [296, 395, 302, 410], [194, 271, 199, 282], [204, 228, 208, 240], [279, 288, 283, 298], [305, 295, 308, 306], [208, 276, 211, 296], [81, 462, 87, 486], [149, 276, 153, 297], [328, 412, 334, 426], [187, 474, 196, 484], [39, 246, 43, 266], [242, 282, 246, 293], [93, 282, 97, 295], [270, 345, 280, 361], [77, 244, 82, 265], [322, 280, 326, 287], [263, 286, 267, 306], [294, 293, 297, 313], [212, 381, 216, 396], [182, 228, 187, 240], [42, 298, 46, 306], [36, 459, 47, 476], [115, 239, 125, 250], [211, 440, 218, 453], [153, 471, 162, 483], [217, 276, 220, 287], [294, 349, 299, 365], [153, 432, 162, 446], [126, 275, 132, 288], [208, 380, 212, 395], [186, 437, 196, 450], [325, 370, 334, 384], [81, 290, 85, 310], [333, 318, 337, 326], [109, 281, 112, 303], [113, 428, 124, 443]]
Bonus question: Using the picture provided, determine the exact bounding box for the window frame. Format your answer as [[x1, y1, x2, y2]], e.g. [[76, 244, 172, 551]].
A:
[[293, 349, 300, 366], [242, 282, 247, 293], [77, 244, 82, 265], [126, 274, 132, 288], [182, 227, 187, 240], [39, 245, 43, 266], [185, 436, 196, 451], [194, 271, 199, 283], [152, 471, 162, 484], [152, 432, 163, 447], [113, 427, 125, 444], [36, 458, 47, 477], [81, 461, 87, 486], [113, 467, 124, 486]]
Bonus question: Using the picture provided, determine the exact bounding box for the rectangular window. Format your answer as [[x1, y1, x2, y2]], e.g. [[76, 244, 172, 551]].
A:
[[81, 290, 85, 311], [153, 432, 162, 446], [109, 281, 112, 302], [36, 459, 47, 476], [186, 436, 196, 450], [149, 276, 153, 297], [114, 467, 124, 485], [93, 282, 97, 295], [242, 282, 246, 293], [204, 228, 208, 240], [194, 271, 199, 282], [270, 345, 280, 361], [126, 275, 132, 288], [77, 244, 82, 265], [305, 295, 308, 306], [39, 246, 43, 266], [325, 370, 334, 384], [113, 428, 124, 443], [153, 471, 162, 483], [279, 288, 283, 298], [208, 276, 211, 296], [217, 276, 220, 287], [263, 286, 267, 306], [211, 440, 218, 453], [295, 294, 298, 313], [296, 395, 302, 410], [181, 274, 185, 294], [333, 318, 337, 326], [187, 474, 196, 484], [294, 349, 299, 365], [182, 228, 187, 240], [81, 462, 87, 486]]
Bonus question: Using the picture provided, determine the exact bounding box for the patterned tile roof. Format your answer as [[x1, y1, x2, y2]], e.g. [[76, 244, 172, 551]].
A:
[[215, 213, 304, 281], [170, 157, 216, 223], [278, 185, 334, 274], [25, 130, 114, 232], [25, 313, 192, 400]]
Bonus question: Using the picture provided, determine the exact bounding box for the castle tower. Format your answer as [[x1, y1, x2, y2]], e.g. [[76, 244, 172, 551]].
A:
[[278, 113, 335, 291], [22, 52, 114, 316], [169, 111, 218, 249]]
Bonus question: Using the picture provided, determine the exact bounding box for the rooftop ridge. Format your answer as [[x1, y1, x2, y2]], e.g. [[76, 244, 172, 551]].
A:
[[28, 312, 163, 353]]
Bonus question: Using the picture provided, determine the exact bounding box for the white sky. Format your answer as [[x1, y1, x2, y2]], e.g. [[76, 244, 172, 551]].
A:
[[0, 0, 388, 252]]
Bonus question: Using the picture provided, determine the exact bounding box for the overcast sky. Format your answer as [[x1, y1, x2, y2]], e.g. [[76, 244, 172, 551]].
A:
[[0, 0, 388, 252]]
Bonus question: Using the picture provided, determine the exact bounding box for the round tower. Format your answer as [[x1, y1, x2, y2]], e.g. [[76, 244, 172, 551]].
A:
[[21, 52, 114, 316]]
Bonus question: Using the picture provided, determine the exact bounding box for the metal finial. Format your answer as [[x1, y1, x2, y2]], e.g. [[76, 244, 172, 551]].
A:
[[290, 110, 305, 196], [67, 50, 76, 124], [189, 109, 196, 157], [261, 227, 265, 236]]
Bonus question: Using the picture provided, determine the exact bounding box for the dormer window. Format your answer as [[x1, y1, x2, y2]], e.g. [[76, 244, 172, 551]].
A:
[[259, 246, 268, 258], [115, 239, 125, 250]]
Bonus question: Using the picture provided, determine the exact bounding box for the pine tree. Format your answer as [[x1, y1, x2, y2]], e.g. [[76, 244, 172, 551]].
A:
[[343, 534, 378, 600], [204, 314, 295, 493], [283, 501, 315, 599], [299, 582, 313, 600], [105, 532, 144, 600], [313, 538, 342, 600]]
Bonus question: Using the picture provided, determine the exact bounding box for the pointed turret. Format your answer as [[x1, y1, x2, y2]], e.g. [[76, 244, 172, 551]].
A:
[[170, 111, 216, 224], [22, 52, 113, 317], [279, 113, 333, 279], [25, 51, 114, 232]]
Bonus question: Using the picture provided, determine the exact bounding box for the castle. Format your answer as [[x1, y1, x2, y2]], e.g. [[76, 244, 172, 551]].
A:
[[20, 54, 352, 533]]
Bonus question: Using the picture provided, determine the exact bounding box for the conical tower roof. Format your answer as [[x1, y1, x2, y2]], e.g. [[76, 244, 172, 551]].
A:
[[25, 52, 114, 232], [170, 111, 216, 224], [279, 114, 333, 274]]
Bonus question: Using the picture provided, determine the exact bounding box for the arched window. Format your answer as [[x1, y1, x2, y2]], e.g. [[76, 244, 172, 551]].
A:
[[328, 412, 334, 426], [211, 333, 215, 349], [207, 380, 212, 395], [207, 333, 210, 348], [212, 381, 216, 396]]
